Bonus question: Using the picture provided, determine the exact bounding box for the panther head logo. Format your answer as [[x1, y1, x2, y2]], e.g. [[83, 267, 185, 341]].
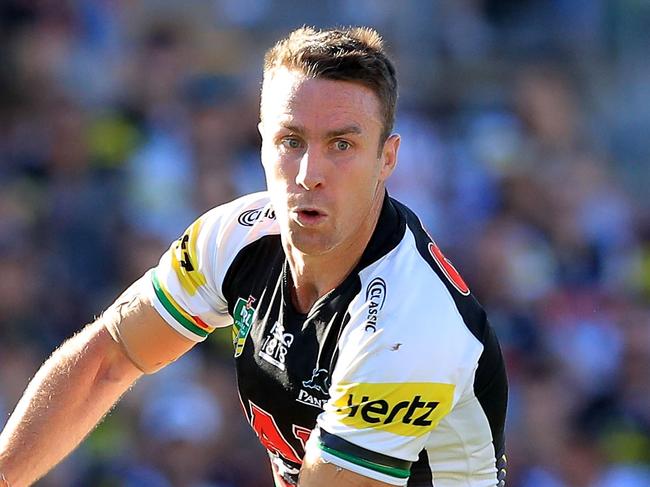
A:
[[302, 368, 330, 396]]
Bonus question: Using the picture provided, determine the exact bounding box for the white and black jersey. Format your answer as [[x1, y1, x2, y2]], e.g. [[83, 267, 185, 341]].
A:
[[146, 191, 508, 486]]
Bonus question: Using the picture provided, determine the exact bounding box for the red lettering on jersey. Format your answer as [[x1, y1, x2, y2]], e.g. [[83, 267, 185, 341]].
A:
[[428, 241, 470, 296], [292, 425, 312, 449], [249, 401, 302, 464]]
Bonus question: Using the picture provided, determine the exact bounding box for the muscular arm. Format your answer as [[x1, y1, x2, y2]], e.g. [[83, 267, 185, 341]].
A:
[[0, 284, 197, 487], [299, 459, 394, 487], [298, 440, 395, 487]]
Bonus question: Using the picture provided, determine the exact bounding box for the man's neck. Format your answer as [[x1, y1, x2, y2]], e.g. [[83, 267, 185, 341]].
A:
[[286, 192, 385, 314]]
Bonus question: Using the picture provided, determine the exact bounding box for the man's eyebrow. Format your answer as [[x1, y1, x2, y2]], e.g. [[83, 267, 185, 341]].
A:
[[325, 125, 363, 138], [279, 123, 305, 134], [277, 123, 363, 138]]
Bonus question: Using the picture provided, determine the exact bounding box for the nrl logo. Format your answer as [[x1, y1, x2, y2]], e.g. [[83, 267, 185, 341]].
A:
[[297, 368, 331, 409], [232, 296, 256, 357]]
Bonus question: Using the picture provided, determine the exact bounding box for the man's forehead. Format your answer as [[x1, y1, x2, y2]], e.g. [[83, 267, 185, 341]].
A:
[[261, 67, 306, 101], [260, 68, 382, 129]]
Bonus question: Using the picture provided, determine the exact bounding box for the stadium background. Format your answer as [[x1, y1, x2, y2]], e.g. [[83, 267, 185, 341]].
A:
[[1, 1, 649, 485]]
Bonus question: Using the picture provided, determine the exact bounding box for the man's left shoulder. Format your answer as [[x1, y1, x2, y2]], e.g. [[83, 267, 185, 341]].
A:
[[356, 261, 482, 355], [360, 244, 478, 333], [384, 199, 490, 338]]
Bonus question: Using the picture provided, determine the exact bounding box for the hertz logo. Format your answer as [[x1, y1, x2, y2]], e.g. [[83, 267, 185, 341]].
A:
[[329, 382, 455, 437], [345, 394, 438, 425]]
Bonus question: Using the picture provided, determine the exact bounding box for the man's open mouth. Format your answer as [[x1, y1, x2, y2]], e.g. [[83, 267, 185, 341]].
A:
[[294, 208, 327, 225]]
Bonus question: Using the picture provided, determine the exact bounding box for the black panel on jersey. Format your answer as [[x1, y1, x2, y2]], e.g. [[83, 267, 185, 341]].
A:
[[471, 319, 508, 457], [354, 192, 406, 271], [407, 448, 434, 486], [222, 234, 284, 309], [394, 199, 508, 460]]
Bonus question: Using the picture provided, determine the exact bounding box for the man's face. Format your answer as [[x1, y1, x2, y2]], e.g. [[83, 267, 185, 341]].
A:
[[259, 68, 399, 257]]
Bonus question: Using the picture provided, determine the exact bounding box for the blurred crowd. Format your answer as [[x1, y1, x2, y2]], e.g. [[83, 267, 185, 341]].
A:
[[1, 1, 649, 486]]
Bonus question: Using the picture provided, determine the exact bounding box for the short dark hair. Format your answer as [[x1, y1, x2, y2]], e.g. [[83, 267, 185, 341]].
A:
[[263, 26, 398, 143]]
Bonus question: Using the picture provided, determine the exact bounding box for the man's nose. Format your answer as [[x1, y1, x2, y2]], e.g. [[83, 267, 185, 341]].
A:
[[295, 148, 325, 190]]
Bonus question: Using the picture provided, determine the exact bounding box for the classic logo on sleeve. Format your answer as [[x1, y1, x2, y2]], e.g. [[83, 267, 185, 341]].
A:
[[170, 218, 207, 296], [232, 296, 256, 357], [364, 277, 386, 333], [238, 206, 276, 226], [328, 382, 455, 437]]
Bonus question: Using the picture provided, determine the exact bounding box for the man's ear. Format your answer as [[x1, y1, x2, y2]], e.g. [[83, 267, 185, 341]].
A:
[[379, 133, 400, 181]]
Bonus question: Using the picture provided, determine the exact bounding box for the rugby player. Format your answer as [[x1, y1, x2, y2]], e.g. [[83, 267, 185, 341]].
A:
[[0, 27, 507, 486]]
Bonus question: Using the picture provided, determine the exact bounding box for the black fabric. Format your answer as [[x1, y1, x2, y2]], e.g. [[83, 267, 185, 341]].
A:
[[407, 448, 434, 486]]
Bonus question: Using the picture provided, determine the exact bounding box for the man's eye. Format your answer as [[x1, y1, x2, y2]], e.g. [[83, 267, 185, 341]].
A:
[[281, 138, 302, 149], [334, 140, 351, 151]]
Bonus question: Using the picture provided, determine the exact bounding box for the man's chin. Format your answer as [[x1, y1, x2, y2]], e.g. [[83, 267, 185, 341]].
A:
[[285, 230, 335, 257]]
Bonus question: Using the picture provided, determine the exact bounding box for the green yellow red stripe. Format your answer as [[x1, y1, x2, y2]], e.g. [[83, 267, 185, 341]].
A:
[[152, 271, 214, 337]]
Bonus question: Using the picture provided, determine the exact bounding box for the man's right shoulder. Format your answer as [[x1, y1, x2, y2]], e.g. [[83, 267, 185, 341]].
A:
[[205, 191, 273, 226], [146, 192, 281, 338], [199, 191, 280, 248]]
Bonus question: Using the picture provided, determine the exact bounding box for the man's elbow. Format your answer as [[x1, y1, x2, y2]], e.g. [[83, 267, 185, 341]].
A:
[[91, 322, 144, 387], [55, 319, 143, 397]]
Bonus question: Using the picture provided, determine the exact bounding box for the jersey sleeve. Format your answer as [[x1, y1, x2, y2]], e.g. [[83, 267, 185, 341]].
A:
[[148, 206, 236, 341], [314, 268, 483, 485]]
